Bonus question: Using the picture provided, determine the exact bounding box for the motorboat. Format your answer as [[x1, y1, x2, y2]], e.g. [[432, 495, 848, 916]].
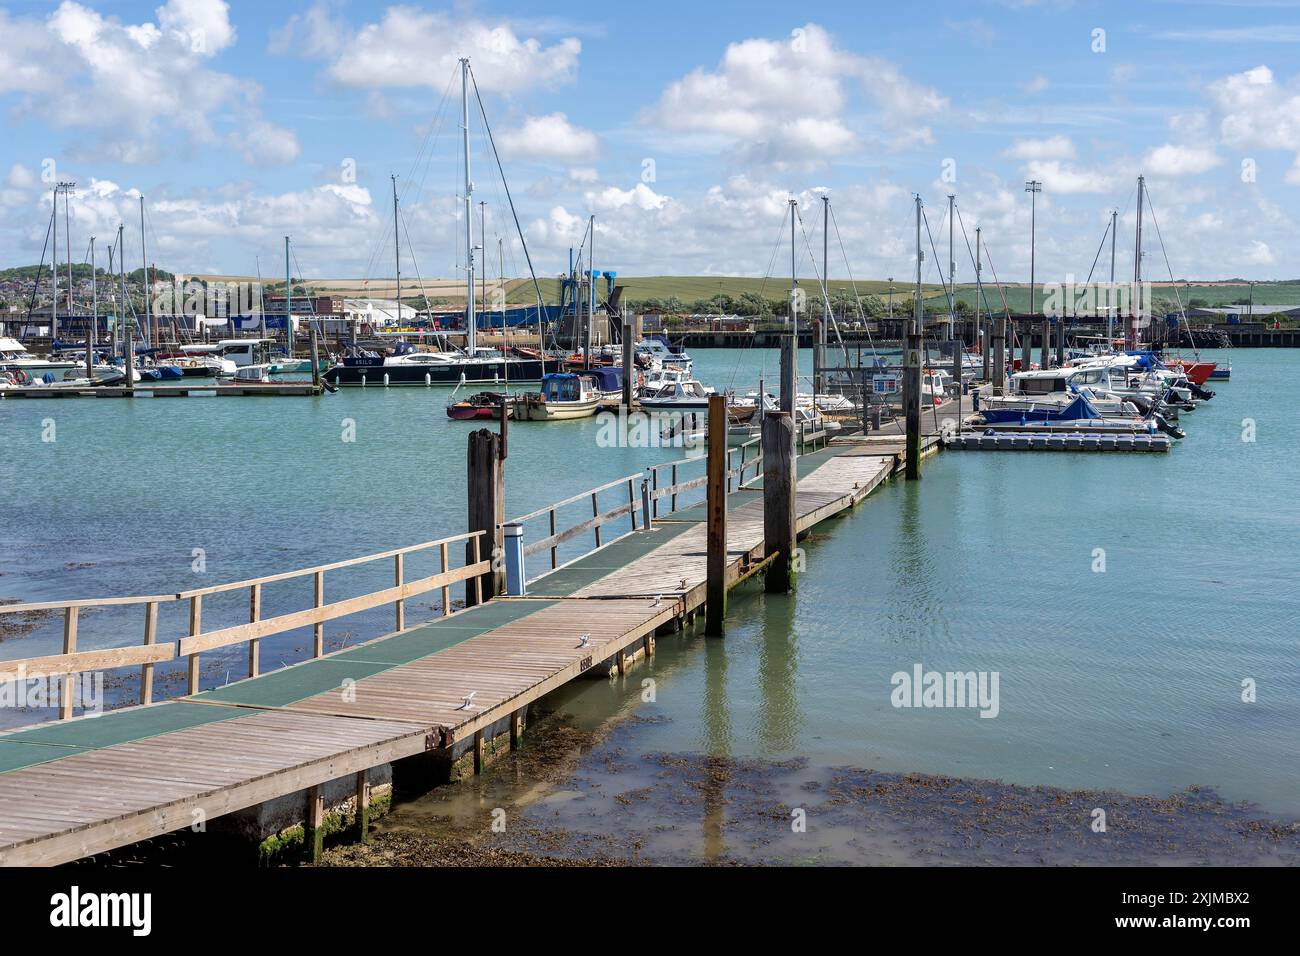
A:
[[639, 379, 713, 410], [0, 337, 78, 375], [447, 391, 515, 421], [514, 373, 602, 421]]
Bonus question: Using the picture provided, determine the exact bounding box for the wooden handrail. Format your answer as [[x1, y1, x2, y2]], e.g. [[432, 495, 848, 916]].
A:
[[509, 473, 641, 525], [175, 530, 484, 599], [0, 529, 490, 715]]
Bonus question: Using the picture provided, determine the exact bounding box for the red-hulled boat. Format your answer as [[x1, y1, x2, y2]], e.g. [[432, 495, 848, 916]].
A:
[[1165, 359, 1216, 386], [447, 391, 514, 420]]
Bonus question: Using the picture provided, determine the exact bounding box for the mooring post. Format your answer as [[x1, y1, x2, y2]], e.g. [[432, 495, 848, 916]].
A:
[[1020, 319, 1031, 373], [621, 310, 635, 410], [1040, 318, 1051, 368], [466, 429, 503, 605], [992, 316, 1007, 392], [762, 410, 797, 593], [904, 325, 922, 480], [812, 317, 825, 395], [309, 330, 321, 389], [779, 331, 796, 414], [705, 393, 728, 636]]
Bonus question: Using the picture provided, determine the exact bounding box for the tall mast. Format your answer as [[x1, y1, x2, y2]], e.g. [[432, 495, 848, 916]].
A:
[[822, 194, 829, 311], [461, 57, 476, 354], [914, 195, 923, 335], [586, 214, 595, 369], [1108, 209, 1117, 347], [51, 185, 58, 341], [976, 225, 985, 378], [285, 235, 292, 359], [480, 201, 487, 326], [139, 195, 150, 347], [119, 224, 131, 369], [88, 236, 96, 375], [789, 198, 798, 339], [1133, 176, 1144, 293], [948, 194, 961, 385], [392, 174, 401, 327], [64, 185, 73, 318]]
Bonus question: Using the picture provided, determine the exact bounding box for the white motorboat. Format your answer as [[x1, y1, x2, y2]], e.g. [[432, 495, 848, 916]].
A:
[[639, 379, 713, 409], [0, 337, 79, 375]]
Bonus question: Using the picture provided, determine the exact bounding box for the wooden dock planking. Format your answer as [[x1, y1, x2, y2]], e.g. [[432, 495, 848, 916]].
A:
[[0, 443, 901, 866], [563, 454, 896, 602], [0, 710, 429, 866], [274, 596, 680, 741]]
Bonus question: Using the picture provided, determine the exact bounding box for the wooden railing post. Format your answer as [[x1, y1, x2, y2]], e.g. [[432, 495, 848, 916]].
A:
[[705, 393, 728, 636], [393, 553, 405, 631], [313, 571, 325, 657], [248, 583, 261, 678], [186, 594, 202, 695], [440, 542, 452, 615], [141, 601, 157, 705], [548, 508, 558, 569], [59, 607, 78, 720], [591, 492, 602, 548]]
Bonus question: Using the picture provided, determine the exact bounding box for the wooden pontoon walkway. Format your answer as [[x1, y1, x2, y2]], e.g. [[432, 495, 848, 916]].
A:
[[0, 435, 935, 866]]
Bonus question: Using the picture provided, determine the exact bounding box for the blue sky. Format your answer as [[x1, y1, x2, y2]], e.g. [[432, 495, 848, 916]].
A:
[[2, 0, 1299, 287]]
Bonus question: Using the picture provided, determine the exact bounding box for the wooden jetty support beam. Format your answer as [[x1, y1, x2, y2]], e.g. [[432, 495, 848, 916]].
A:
[[466, 429, 504, 605]]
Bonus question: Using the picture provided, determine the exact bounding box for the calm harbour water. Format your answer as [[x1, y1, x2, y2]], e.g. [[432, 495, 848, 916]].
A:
[[1, 347, 1296, 820]]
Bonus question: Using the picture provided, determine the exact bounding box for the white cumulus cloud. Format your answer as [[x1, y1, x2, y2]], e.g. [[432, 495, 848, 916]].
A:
[[499, 114, 600, 163]]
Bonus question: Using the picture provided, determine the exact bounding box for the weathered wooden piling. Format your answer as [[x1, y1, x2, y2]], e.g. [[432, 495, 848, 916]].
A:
[[779, 331, 796, 414], [621, 311, 634, 409], [705, 393, 728, 635], [992, 316, 1007, 391], [467, 429, 504, 605], [1040, 318, 1051, 368], [309, 331, 321, 389], [812, 317, 826, 395], [904, 327, 922, 480], [762, 410, 797, 593]]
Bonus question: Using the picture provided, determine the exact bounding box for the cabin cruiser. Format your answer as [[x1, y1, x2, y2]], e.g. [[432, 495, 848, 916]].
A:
[[0, 337, 79, 374], [975, 391, 1184, 438], [636, 335, 693, 371], [640, 378, 713, 409], [515, 372, 602, 420]]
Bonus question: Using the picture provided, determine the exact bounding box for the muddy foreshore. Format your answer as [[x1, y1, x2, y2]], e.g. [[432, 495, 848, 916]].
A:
[[320, 708, 1300, 868]]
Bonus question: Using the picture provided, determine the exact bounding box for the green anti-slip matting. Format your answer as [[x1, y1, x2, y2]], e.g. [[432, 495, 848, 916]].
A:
[[195, 598, 552, 708], [0, 599, 555, 772], [524, 520, 700, 596], [0, 702, 247, 775]]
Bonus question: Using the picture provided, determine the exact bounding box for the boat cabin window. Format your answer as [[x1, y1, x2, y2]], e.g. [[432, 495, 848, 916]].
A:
[[543, 377, 583, 401], [1021, 376, 1066, 395]]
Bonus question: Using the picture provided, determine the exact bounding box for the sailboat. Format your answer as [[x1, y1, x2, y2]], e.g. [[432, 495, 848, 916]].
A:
[[326, 59, 560, 388]]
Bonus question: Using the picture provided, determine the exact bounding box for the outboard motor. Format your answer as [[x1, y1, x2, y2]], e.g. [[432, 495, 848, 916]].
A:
[[1187, 381, 1215, 401], [1154, 414, 1185, 439]]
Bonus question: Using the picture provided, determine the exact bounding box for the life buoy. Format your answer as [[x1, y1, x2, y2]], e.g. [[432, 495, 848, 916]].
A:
[[14, 369, 29, 385]]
